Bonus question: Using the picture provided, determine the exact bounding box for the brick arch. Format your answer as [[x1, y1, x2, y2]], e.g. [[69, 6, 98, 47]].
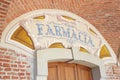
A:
[[0, 1, 120, 63], [1, 0, 120, 55], [1, 9, 117, 64], [0, 1, 119, 80]]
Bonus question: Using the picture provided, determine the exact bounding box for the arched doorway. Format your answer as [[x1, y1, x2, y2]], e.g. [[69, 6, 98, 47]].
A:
[[48, 62, 93, 80], [36, 47, 106, 80], [0, 9, 117, 80]]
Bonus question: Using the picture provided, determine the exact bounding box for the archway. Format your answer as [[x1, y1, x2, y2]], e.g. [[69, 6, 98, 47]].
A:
[[36, 47, 106, 80], [0, 9, 117, 80]]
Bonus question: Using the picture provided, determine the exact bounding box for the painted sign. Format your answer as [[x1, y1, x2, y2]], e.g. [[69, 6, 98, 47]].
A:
[[37, 22, 94, 47], [22, 14, 101, 53], [2, 10, 116, 64]]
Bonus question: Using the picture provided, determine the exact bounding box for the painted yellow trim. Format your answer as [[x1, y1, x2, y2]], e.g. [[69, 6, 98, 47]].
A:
[[80, 47, 89, 53], [62, 15, 75, 21], [89, 28, 97, 35], [49, 43, 65, 48], [100, 45, 111, 58], [11, 26, 35, 49], [34, 15, 45, 20]]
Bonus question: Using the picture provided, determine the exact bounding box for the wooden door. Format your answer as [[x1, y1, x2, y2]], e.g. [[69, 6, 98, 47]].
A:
[[77, 64, 93, 80], [61, 63, 78, 80], [48, 62, 93, 80], [47, 63, 61, 80]]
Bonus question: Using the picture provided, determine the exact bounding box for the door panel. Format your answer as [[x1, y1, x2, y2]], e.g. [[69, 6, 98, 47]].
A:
[[77, 64, 92, 80], [62, 63, 77, 80], [48, 63, 60, 80], [48, 62, 93, 80]]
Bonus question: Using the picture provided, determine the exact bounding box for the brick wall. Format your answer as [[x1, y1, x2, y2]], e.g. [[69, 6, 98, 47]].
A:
[[0, 0, 11, 38], [0, 47, 33, 80], [0, 0, 120, 80], [1, 47, 120, 80], [0, 0, 119, 54], [106, 64, 120, 80]]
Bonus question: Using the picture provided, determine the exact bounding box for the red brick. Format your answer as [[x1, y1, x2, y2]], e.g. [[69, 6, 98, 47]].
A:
[[12, 76, 18, 79], [26, 72, 30, 76], [112, 66, 120, 74], [4, 68, 11, 71], [2, 4, 9, 8], [7, 72, 18, 75], [0, 11, 6, 15], [18, 72, 25, 76], [3, 63, 10, 67], [0, 48, 7, 51], [0, 18, 5, 21], [0, 7, 7, 11], [20, 76, 26, 79], [13, 69, 19, 71], [20, 69, 25, 72], [15, 61, 21, 64], [0, 0, 11, 5], [0, 59, 10, 62], [0, 67, 3, 71], [0, 52, 4, 54], [3, 76, 10, 79], [11, 64, 17, 67], [18, 65, 25, 68], [0, 72, 5, 75], [0, 55, 3, 58], [7, 49, 15, 53], [4, 55, 11, 59], [22, 62, 27, 64], [0, 63, 2, 66], [0, 0, 120, 80]]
